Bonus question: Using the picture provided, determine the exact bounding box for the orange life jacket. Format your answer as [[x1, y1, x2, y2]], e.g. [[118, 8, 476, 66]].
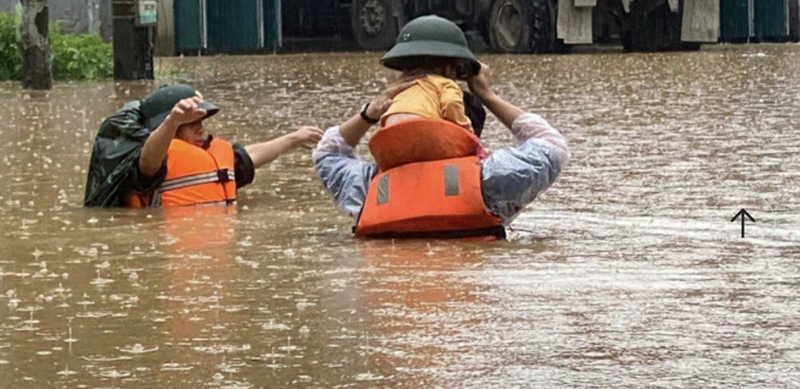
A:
[[355, 119, 504, 239], [125, 138, 236, 207], [369, 118, 481, 171]]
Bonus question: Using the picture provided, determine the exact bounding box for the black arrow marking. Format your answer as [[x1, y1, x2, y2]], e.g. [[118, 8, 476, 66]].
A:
[[731, 209, 755, 239]]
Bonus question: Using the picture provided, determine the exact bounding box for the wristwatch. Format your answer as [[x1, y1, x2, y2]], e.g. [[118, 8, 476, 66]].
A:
[[360, 103, 380, 125]]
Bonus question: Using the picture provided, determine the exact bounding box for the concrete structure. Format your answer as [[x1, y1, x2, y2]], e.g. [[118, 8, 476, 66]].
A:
[[0, 0, 112, 41], [154, 0, 173, 56]]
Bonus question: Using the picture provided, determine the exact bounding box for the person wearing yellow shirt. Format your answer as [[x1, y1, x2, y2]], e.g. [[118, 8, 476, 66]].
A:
[[379, 15, 478, 134]]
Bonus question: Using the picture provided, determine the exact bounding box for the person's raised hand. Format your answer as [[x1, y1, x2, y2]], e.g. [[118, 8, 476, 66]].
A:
[[365, 78, 421, 120], [291, 126, 325, 149], [468, 62, 496, 101], [167, 96, 207, 127]]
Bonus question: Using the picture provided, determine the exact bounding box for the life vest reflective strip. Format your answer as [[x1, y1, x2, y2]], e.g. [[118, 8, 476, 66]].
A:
[[123, 139, 236, 208], [158, 138, 237, 207], [158, 170, 235, 192], [355, 119, 504, 239]]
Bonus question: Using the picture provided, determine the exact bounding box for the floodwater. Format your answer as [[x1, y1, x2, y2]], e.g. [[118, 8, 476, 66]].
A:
[[1, 44, 799, 388]]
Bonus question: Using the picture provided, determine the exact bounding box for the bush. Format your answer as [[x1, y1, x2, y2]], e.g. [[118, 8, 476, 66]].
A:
[[0, 11, 22, 80], [50, 25, 112, 80], [0, 10, 112, 81]]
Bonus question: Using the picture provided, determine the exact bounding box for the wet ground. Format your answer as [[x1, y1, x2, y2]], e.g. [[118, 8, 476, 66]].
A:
[[0, 44, 799, 388]]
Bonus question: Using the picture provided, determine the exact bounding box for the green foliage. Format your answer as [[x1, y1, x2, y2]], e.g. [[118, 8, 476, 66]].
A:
[[50, 28, 113, 80], [0, 11, 22, 80], [0, 10, 112, 81], [154, 63, 189, 79]]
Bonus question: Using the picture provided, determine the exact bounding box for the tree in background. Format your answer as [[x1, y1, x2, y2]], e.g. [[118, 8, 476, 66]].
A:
[[21, 0, 51, 90]]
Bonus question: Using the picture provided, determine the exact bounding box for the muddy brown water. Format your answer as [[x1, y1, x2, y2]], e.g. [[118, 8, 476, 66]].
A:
[[0, 45, 799, 388]]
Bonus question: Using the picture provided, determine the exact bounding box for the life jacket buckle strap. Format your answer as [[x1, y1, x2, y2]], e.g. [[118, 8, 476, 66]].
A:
[[217, 168, 231, 183]]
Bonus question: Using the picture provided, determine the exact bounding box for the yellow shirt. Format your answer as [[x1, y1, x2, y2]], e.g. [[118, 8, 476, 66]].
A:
[[381, 74, 473, 133]]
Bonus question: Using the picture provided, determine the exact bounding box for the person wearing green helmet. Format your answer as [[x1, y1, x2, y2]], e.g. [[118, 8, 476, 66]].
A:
[[313, 15, 570, 238], [379, 15, 480, 134], [84, 84, 323, 207]]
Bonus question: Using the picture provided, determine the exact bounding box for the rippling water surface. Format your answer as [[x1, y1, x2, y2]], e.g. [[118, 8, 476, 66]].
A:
[[0, 45, 799, 388]]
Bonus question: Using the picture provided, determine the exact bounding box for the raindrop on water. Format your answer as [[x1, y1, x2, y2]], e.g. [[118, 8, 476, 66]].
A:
[[119, 343, 158, 354], [56, 364, 77, 376]]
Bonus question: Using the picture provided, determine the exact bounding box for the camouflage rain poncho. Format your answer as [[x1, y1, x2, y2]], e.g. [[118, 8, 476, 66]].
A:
[[83, 101, 158, 207]]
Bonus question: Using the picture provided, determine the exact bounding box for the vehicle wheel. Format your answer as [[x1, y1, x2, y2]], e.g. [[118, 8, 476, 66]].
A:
[[488, 0, 534, 53], [351, 0, 400, 51]]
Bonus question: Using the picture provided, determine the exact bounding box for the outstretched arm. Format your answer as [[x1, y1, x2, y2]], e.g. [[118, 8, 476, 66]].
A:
[[245, 126, 323, 169]]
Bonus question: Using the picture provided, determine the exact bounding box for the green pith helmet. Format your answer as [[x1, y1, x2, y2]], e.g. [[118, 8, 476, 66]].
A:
[[141, 84, 219, 131], [381, 15, 480, 77]]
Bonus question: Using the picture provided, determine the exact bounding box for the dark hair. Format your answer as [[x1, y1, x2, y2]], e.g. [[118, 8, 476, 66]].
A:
[[463, 91, 486, 138], [393, 56, 470, 78]]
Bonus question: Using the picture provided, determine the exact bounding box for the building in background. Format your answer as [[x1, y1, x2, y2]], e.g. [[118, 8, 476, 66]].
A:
[[2, 0, 798, 57], [170, 0, 726, 55]]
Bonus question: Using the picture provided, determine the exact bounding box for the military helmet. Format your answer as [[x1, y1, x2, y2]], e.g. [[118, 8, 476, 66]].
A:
[[141, 84, 219, 131], [381, 15, 480, 77]]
